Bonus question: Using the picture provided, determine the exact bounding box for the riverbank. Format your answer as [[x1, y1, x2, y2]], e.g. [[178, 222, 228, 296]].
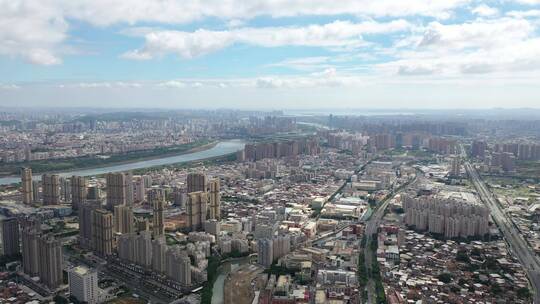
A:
[[0, 140, 217, 178], [205, 254, 254, 304], [0, 140, 245, 185]]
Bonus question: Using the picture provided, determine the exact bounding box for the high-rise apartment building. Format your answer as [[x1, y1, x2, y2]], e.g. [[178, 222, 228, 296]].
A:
[[133, 176, 146, 203], [114, 205, 134, 234], [38, 234, 63, 289], [21, 219, 63, 290], [187, 172, 207, 193], [117, 233, 134, 262], [403, 195, 489, 239], [450, 156, 461, 177], [152, 236, 167, 274], [135, 230, 152, 267], [204, 219, 220, 237], [21, 168, 33, 204], [172, 187, 187, 208], [151, 190, 165, 237], [272, 235, 291, 261], [257, 238, 274, 267], [165, 247, 191, 286], [79, 201, 100, 249], [71, 175, 87, 211], [42, 174, 60, 205], [21, 220, 40, 276], [106, 172, 127, 209], [471, 140, 487, 159], [118, 231, 152, 268], [69, 266, 98, 304], [187, 191, 207, 231], [208, 178, 220, 220], [0, 217, 20, 256], [126, 171, 134, 206], [32, 180, 40, 203], [60, 177, 71, 202], [135, 217, 150, 233], [91, 209, 114, 256]]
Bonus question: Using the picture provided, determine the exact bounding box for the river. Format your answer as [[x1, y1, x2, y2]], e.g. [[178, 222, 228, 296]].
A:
[[0, 140, 245, 185], [211, 257, 252, 304]]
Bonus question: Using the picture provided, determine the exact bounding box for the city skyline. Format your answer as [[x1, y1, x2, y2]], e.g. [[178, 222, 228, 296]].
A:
[[0, 110, 539, 303], [1, 1, 540, 108]]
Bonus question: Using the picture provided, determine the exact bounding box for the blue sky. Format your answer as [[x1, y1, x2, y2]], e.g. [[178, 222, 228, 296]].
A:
[[1, 0, 540, 109]]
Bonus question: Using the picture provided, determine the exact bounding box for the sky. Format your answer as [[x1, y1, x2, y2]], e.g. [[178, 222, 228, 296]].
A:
[[0, 0, 540, 109]]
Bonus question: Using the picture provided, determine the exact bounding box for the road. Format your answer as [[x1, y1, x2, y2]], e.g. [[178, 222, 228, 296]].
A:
[[65, 250, 173, 303], [363, 195, 389, 304], [363, 173, 418, 303], [465, 160, 540, 304]]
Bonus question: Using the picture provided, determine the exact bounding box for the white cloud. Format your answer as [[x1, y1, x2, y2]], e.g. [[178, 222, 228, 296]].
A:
[[255, 68, 360, 89], [158, 80, 187, 88], [0, 0, 464, 65], [59, 0, 467, 26], [378, 17, 540, 77], [123, 20, 411, 60], [472, 5, 499, 17], [120, 50, 154, 60], [226, 19, 245, 28], [417, 18, 532, 50], [513, 0, 540, 4], [61, 82, 143, 88], [507, 10, 540, 18], [0, 84, 20, 90], [381, 39, 540, 77], [0, 0, 475, 65], [0, 0, 66, 65], [125, 29, 233, 59], [397, 65, 438, 75], [267, 57, 332, 71]]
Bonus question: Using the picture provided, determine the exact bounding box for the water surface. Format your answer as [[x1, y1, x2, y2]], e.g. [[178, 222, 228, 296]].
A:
[[0, 140, 244, 185]]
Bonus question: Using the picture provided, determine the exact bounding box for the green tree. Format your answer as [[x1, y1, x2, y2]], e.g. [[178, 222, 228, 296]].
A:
[[517, 287, 531, 299], [437, 272, 453, 284]]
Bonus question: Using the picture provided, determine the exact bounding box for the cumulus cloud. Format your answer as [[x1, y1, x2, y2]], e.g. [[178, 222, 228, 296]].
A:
[[507, 10, 540, 18], [59, 0, 467, 26], [158, 80, 188, 88], [267, 57, 332, 71], [0, 0, 66, 65], [60, 82, 143, 88], [0, 0, 466, 65], [122, 20, 411, 59], [472, 5, 499, 17], [397, 65, 437, 76], [254, 67, 358, 89], [417, 18, 532, 50], [379, 16, 540, 77], [2, 0, 540, 90], [226, 19, 245, 28], [513, 0, 540, 4]]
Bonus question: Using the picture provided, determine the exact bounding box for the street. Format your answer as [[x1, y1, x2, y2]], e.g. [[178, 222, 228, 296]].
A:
[[465, 160, 540, 304], [362, 172, 418, 303]]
